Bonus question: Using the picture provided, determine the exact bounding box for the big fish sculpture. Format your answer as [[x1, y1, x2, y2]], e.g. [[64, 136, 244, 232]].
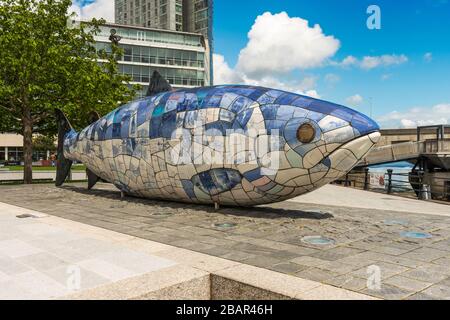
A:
[[56, 72, 380, 206]]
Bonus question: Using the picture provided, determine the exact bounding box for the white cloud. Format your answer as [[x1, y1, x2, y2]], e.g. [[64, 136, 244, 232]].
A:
[[345, 94, 364, 107], [381, 73, 392, 81], [424, 52, 433, 62], [335, 54, 408, 70], [236, 12, 340, 77], [324, 73, 340, 85], [377, 103, 450, 128], [213, 12, 340, 98], [70, 0, 114, 22], [213, 54, 243, 84], [213, 54, 321, 98]]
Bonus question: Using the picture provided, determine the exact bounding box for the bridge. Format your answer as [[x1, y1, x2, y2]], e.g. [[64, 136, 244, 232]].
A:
[[358, 139, 450, 168], [358, 125, 450, 169]]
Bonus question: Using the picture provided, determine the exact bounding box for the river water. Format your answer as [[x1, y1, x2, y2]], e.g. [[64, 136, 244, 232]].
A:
[[368, 161, 414, 192]]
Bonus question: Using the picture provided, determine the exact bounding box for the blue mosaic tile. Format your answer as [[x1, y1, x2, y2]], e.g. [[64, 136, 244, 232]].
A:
[[229, 96, 252, 113], [351, 113, 380, 134], [291, 96, 313, 109], [60, 84, 381, 206], [276, 105, 296, 121], [275, 93, 299, 105], [265, 120, 285, 135], [181, 180, 196, 199], [219, 109, 235, 123], [161, 111, 177, 139], [260, 104, 278, 120], [236, 108, 253, 127], [243, 168, 263, 182], [205, 122, 225, 136]]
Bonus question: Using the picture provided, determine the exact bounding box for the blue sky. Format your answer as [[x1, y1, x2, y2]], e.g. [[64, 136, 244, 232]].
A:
[[213, 0, 450, 128], [74, 0, 450, 128]]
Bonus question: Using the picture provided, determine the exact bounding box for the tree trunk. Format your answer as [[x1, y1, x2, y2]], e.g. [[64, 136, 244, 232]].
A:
[[22, 108, 33, 184]]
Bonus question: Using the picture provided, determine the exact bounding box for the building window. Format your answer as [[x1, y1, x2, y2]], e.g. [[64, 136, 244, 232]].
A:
[[7, 147, 23, 163], [0, 147, 5, 162]]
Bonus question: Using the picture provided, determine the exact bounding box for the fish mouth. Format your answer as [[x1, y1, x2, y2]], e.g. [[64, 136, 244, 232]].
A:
[[324, 131, 380, 178]]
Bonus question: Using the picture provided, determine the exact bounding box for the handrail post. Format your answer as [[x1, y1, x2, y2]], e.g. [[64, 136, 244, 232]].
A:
[[387, 169, 393, 194], [418, 170, 424, 200], [345, 174, 350, 187], [364, 168, 370, 190]]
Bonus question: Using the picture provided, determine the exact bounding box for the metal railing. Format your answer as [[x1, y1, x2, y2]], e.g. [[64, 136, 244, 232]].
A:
[[336, 168, 450, 202]]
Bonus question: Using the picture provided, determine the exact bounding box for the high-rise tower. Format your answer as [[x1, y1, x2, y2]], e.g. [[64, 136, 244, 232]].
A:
[[114, 0, 213, 84]]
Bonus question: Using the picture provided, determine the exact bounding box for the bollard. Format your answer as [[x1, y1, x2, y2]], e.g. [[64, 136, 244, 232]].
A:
[[364, 168, 370, 190], [345, 174, 350, 187], [417, 171, 425, 200], [387, 169, 393, 194]]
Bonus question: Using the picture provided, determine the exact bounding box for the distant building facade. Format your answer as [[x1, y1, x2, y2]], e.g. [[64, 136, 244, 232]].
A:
[[94, 22, 211, 98], [114, 0, 213, 84], [0, 134, 23, 164]]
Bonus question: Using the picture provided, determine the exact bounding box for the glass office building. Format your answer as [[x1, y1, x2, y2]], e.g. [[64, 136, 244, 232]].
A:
[[114, 0, 213, 84], [94, 23, 211, 98]]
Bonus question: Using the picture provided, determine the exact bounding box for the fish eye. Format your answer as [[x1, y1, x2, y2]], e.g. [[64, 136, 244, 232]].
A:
[[297, 123, 316, 143]]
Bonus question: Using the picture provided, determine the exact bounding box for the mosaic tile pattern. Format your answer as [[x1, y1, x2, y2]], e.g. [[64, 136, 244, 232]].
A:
[[63, 85, 380, 206]]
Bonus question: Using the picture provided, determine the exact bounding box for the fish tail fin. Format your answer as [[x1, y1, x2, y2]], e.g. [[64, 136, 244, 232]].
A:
[[55, 109, 74, 187]]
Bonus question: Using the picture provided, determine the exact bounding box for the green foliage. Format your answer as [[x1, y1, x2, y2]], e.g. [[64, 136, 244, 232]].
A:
[[0, 0, 140, 182], [0, 0, 140, 134], [32, 135, 56, 152]]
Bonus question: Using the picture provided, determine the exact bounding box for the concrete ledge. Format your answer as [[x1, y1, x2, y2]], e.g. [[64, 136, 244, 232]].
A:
[[64, 265, 210, 300], [213, 264, 377, 300], [1, 201, 378, 300]]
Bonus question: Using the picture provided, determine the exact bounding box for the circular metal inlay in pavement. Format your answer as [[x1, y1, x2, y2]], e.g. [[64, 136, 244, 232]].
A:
[[301, 236, 336, 245], [400, 231, 432, 239], [214, 222, 237, 229]]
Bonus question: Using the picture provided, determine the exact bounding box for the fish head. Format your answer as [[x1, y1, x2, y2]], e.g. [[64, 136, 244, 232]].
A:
[[255, 96, 380, 190]]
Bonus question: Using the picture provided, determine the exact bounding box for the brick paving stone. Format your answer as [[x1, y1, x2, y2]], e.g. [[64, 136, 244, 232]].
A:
[[384, 275, 433, 292], [363, 284, 413, 300], [316, 260, 361, 274], [324, 274, 368, 291], [290, 256, 329, 267], [401, 267, 449, 283], [240, 255, 282, 268], [406, 292, 440, 300], [1, 183, 450, 300], [422, 284, 450, 299], [401, 247, 449, 262], [269, 262, 307, 274], [350, 262, 410, 279], [295, 267, 341, 282]]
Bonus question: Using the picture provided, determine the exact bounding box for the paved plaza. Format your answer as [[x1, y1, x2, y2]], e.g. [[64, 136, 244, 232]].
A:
[[0, 183, 449, 299]]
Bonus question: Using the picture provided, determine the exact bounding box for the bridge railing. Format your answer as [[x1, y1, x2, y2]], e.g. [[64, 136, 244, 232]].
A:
[[422, 139, 450, 153], [335, 169, 450, 202]]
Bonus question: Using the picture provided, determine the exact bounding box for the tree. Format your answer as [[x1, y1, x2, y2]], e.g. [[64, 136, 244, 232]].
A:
[[0, 0, 139, 183], [33, 135, 56, 153]]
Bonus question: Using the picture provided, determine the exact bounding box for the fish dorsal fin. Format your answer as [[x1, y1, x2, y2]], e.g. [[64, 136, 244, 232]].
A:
[[88, 111, 100, 124], [146, 71, 173, 97]]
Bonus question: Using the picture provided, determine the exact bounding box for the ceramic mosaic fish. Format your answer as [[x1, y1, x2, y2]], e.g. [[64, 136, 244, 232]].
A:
[[56, 72, 380, 206]]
